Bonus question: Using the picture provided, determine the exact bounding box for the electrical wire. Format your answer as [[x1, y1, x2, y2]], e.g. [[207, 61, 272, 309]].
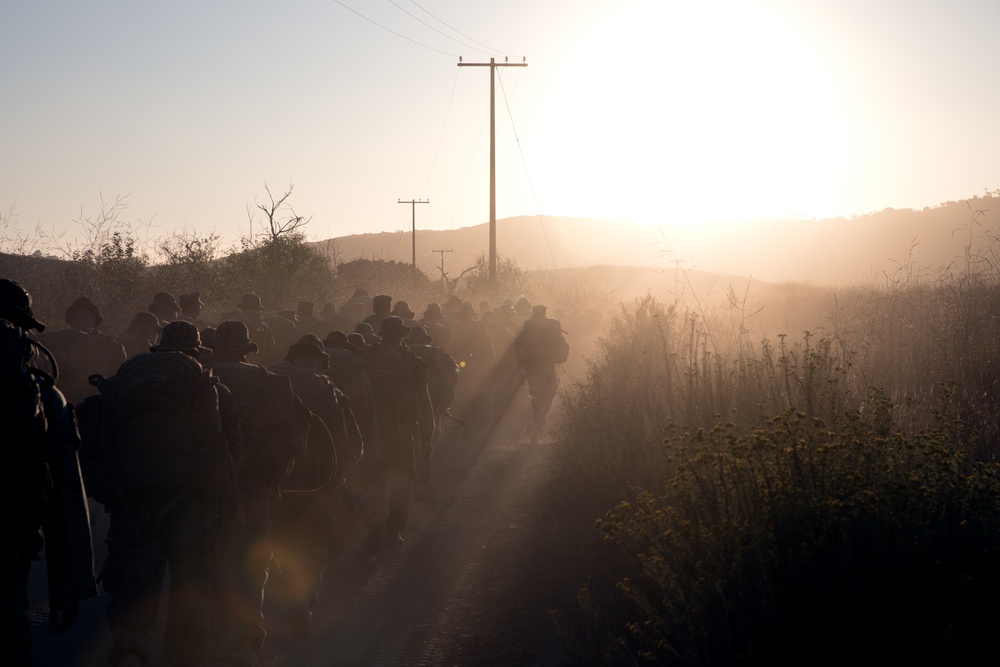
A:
[[387, 0, 494, 58], [439, 111, 489, 216], [332, 0, 459, 57], [406, 0, 520, 58], [496, 69, 557, 270], [420, 68, 460, 198]]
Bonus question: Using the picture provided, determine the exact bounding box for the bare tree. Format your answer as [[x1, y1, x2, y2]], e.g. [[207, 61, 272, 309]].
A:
[[245, 182, 312, 245]]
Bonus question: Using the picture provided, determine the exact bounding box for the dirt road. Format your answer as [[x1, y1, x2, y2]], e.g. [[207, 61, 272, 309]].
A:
[[29, 390, 579, 666]]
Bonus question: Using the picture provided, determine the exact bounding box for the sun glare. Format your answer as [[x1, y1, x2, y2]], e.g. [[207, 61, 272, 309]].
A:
[[536, 0, 848, 230]]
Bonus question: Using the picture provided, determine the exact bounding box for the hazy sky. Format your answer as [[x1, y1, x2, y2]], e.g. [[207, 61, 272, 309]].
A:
[[2, 0, 999, 248]]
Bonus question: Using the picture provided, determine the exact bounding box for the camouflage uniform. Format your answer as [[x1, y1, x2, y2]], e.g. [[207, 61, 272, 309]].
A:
[[324, 331, 381, 552], [177, 292, 207, 330], [450, 302, 496, 428], [514, 305, 568, 441], [206, 321, 307, 666], [115, 312, 163, 360], [362, 317, 434, 547], [405, 326, 459, 482], [37, 297, 126, 404], [270, 335, 361, 635], [362, 294, 393, 331], [232, 294, 277, 367], [1, 280, 97, 667], [147, 292, 180, 323], [98, 322, 234, 667]]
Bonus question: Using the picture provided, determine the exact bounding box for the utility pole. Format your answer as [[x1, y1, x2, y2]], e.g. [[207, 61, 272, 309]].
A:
[[432, 248, 452, 291], [457, 56, 527, 284], [398, 198, 429, 280]]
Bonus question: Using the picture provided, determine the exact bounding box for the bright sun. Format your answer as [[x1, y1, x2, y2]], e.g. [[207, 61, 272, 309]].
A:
[[535, 0, 849, 229]]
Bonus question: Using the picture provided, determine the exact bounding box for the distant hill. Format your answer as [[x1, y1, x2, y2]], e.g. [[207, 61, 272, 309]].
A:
[[313, 195, 1000, 286]]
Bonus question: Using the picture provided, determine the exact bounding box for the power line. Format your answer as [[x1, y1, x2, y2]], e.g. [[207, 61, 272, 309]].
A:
[[387, 0, 493, 58], [332, 0, 458, 57], [496, 69, 556, 270], [407, 0, 520, 58], [421, 68, 460, 198]]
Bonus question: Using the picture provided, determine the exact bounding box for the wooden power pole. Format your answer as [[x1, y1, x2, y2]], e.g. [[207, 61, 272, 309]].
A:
[[457, 56, 527, 284], [432, 248, 452, 290], [398, 198, 429, 280]]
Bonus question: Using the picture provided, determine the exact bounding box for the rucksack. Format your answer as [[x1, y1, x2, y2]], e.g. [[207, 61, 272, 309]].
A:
[[95, 351, 230, 500], [514, 318, 569, 366], [0, 320, 48, 440], [1, 320, 54, 535], [273, 369, 344, 492], [409, 344, 459, 411], [363, 343, 420, 403], [211, 361, 307, 486]]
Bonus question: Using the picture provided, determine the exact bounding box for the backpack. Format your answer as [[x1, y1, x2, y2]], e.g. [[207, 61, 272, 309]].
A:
[[95, 351, 230, 499], [1, 320, 54, 536], [363, 343, 420, 403], [211, 361, 307, 486], [409, 344, 459, 412], [514, 318, 569, 366], [275, 369, 343, 491]]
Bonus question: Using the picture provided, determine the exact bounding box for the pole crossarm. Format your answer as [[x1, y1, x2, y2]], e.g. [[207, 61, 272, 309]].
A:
[[457, 57, 527, 285]]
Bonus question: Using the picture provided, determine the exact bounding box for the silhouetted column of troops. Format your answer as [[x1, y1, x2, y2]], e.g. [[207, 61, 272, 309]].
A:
[[1, 279, 572, 667]]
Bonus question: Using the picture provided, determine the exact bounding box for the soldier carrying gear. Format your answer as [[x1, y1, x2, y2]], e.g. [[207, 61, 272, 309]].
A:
[[419, 302, 453, 351], [270, 334, 361, 637], [363, 294, 393, 330], [38, 296, 126, 404], [147, 292, 180, 323], [323, 330, 381, 552], [391, 300, 417, 326], [233, 293, 277, 366], [205, 320, 309, 667], [177, 292, 206, 330], [0, 279, 97, 667], [405, 326, 459, 483], [116, 311, 163, 360], [362, 316, 435, 549], [450, 301, 496, 430], [93, 320, 235, 667], [295, 300, 323, 336], [513, 304, 569, 443]]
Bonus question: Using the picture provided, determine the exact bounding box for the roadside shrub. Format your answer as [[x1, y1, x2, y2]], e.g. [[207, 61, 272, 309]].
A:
[[557, 295, 857, 510], [222, 232, 335, 311], [597, 395, 1000, 665]]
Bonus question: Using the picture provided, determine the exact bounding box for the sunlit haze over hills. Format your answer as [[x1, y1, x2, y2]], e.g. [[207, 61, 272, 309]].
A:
[[3, 0, 999, 275]]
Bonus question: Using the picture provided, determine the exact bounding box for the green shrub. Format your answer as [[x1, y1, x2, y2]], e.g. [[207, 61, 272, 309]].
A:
[[597, 397, 1000, 665]]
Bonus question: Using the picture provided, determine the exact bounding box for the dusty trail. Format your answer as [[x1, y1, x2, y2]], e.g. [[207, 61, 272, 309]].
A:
[[29, 389, 575, 666]]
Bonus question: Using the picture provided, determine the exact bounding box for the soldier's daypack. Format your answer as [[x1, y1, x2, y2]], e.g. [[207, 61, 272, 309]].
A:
[[89, 351, 231, 502], [409, 343, 459, 412], [1, 320, 48, 439], [514, 317, 569, 366], [363, 343, 421, 403], [210, 361, 307, 486], [1, 319, 54, 535], [274, 369, 344, 492]]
